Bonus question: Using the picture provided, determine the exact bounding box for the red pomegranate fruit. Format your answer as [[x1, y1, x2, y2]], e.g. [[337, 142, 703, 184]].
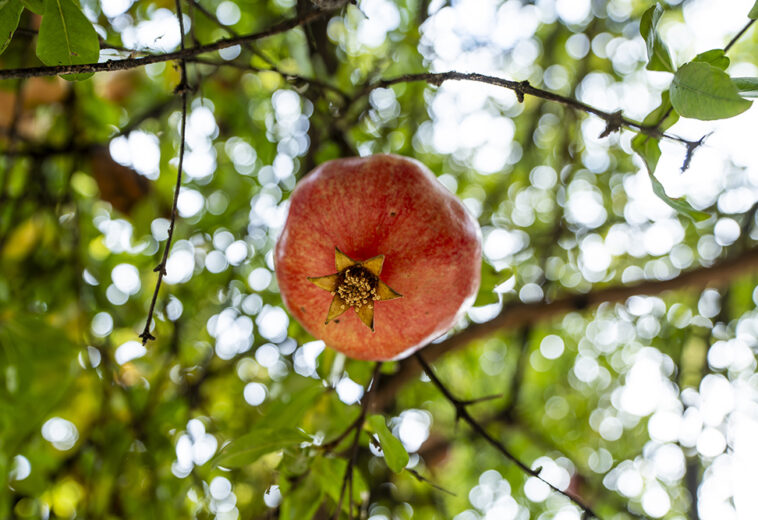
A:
[[274, 154, 481, 361]]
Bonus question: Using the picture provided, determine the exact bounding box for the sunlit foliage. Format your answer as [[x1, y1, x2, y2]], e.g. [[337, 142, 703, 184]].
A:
[[2, 0, 758, 519]]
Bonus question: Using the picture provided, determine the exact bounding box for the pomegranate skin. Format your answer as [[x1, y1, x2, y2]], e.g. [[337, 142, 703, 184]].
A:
[[274, 154, 481, 361]]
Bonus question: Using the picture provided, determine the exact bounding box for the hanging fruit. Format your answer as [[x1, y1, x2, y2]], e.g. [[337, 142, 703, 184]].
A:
[[275, 154, 481, 361]]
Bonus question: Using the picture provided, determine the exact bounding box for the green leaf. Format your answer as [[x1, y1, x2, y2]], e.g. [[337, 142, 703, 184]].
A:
[[648, 174, 710, 222], [0, 317, 80, 448], [262, 380, 325, 431], [19, 0, 42, 13], [214, 427, 310, 468], [0, 0, 24, 55], [640, 4, 674, 72], [474, 262, 510, 306], [692, 49, 729, 70], [280, 472, 324, 520], [670, 61, 752, 120], [311, 456, 368, 508], [367, 414, 409, 473], [733, 77, 758, 98], [36, 0, 100, 80], [631, 91, 679, 175], [749, 1, 758, 19], [631, 92, 709, 221]]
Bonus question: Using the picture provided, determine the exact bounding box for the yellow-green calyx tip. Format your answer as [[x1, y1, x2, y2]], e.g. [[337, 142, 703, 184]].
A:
[[307, 247, 402, 331]]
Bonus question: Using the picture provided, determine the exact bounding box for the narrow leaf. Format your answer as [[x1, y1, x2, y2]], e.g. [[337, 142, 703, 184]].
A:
[[640, 4, 674, 72], [36, 0, 100, 80], [0, 0, 24, 55], [670, 61, 752, 120], [648, 174, 710, 222], [692, 49, 729, 70], [749, 1, 758, 19], [214, 428, 309, 468], [733, 77, 758, 98], [367, 414, 409, 473]]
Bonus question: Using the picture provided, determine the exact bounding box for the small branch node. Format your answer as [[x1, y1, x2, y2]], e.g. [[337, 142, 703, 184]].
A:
[[515, 80, 530, 103], [173, 81, 192, 95], [681, 133, 709, 173], [139, 331, 156, 344], [599, 110, 624, 138], [427, 74, 445, 87]]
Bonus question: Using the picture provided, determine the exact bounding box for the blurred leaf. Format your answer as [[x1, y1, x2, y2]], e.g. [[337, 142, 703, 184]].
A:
[[670, 61, 752, 120], [280, 471, 324, 520], [0, 0, 24, 56], [733, 77, 758, 97], [36, 0, 99, 80], [19, 0, 41, 13], [312, 456, 368, 509], [0, 317, 80, 448], [474, 262, 512, 306], [692, 49, 730, 70], [367, 414, 409, 473], [263, 378, 325, 431], [214, 427, 309, 468], [750, 1, 758, 19], [2, 215, 44, 261], [640, 3, 674, 72]]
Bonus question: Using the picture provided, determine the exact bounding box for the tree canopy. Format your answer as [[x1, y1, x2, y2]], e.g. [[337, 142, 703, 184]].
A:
[[2, 0, 758, 519]]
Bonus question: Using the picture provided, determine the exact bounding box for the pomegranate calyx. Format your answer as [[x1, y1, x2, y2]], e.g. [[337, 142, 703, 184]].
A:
[[307, 247, 401, 331]]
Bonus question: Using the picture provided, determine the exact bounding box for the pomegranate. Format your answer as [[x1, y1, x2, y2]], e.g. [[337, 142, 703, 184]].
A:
[[274, 154, 481, 361]]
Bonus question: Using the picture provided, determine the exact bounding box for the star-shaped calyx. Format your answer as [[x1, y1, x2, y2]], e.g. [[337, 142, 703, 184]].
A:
[[307, 247, 402, 331]]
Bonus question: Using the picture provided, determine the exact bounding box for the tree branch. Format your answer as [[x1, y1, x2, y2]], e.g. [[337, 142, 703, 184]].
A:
[[374, 247, 758, 410], [415, 353, 601, 519], [0, 8, 332, 81], [724, 18, 756, 53], [353, 72, 697, 147]]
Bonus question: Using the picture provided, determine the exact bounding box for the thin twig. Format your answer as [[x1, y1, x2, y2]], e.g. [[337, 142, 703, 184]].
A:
[[139, 0, 190, 345], [352, 72, 696, 147], [405, 468, 456, 497], [333, 362, 382, 520], [414, 353, 601, 519], [724, 18, 756, 53], [0, 8, 332, 81]]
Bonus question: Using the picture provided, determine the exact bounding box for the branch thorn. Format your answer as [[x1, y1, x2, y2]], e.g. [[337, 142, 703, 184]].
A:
[[681, 133, 709, 173], [515, 80, 529, 103], [599, 110, 624, 138]]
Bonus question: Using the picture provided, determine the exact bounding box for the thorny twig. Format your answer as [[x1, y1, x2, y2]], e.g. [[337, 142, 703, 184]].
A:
[[415, 353, 601, 519], [353, 71, 697, 147], [724, 18, 756, 53], [138, 0, 190, 345]]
